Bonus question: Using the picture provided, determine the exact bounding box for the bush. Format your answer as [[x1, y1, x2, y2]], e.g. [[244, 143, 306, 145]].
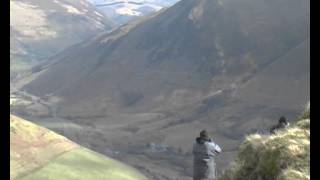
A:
[[219, 107, 310, 180]]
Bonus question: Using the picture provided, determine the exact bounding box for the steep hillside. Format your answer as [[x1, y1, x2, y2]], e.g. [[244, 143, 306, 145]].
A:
[[236, 38, 310, 108], [14, 0, 309, 178], [10, 0, 114, 77], [21, 0, 309, 116], [10, 115, 147, 180], [219, 104, 310, 180]]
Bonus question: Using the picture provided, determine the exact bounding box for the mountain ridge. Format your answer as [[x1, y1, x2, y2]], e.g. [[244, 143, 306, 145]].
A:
[[10, 0, 114, 77]]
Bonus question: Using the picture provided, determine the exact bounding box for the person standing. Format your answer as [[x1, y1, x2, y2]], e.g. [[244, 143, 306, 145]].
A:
[[193, 130, 222, 180]]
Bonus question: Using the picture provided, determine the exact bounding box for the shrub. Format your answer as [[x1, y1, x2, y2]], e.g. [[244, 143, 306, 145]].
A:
[[219, 106, 310, 180]]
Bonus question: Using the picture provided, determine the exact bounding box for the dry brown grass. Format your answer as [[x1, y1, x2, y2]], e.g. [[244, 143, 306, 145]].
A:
[[219, 104, 310, 180]]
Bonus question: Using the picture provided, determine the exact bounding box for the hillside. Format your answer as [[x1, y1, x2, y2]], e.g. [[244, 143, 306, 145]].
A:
[[219, 104, 310, 180], [12, 0, 310, 179], [21, 0, 309, 116], [10, 0, 114, 77], [10, 115, 147, 180]]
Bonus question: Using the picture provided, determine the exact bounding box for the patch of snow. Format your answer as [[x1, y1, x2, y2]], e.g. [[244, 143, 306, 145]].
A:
[[207, 90, 223, 97], [145, 4, 162, 11], [60, 4, 84, 14], [88, 17, 105, 29], [80, 0, 90, 7], [116, 6, 142, 16], [94, 11, 104, 17], [188, 0, 206, 25]]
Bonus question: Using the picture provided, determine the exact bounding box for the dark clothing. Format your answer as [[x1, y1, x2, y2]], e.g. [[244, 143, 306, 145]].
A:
[[193, 137, 222, 180], [270, 122, 289, 134]]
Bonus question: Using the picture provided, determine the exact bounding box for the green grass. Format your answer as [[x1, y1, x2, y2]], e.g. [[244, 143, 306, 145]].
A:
[[10, 115, 147, 180], [21, 148, 147, 180]]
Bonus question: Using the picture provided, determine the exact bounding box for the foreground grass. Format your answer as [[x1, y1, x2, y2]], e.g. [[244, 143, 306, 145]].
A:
[[10, 115, 77, 179], [21, 148, 147, 180], [219, 104, 310, 180], [10, 115, 147, 180]]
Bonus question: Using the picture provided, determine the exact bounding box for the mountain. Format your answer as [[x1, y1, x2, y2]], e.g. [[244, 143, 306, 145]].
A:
[[14, 0, 309, 178], [10, 0, 114, 78], [10, 114, 147, 180], [219, 104, 310, 180], [87, 0, 179, 25], [21, 0, 309, 118]]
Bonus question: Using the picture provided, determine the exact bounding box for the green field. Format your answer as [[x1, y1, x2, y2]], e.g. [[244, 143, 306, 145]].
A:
[[21, 148, 147, 180], [10, 115, 147, 180]]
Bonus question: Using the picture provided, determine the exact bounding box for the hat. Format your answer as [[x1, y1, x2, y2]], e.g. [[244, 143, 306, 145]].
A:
[[279, 116, 287, 124], [200, 130, 209, 139]]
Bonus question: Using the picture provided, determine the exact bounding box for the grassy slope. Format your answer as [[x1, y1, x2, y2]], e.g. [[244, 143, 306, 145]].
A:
[[10, 115, 78, 179], [10, 115, 147, 180], [219, 104, 310, 180], [21, 148, 147, 180]]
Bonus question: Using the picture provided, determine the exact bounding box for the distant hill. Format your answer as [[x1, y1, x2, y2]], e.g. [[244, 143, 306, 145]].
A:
[[87, 0, 179, 25], [10, 115, 147, 180], [21, 0, 309, 120], [10, 0, 114, 78]]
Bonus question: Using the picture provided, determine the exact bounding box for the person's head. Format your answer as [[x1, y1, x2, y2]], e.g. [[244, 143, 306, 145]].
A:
[[200, 130, 209, 140], [279, 116, 287, 125]]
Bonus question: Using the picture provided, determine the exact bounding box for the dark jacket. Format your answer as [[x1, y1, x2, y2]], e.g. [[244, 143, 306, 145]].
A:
[[270, 122, 290, 134]]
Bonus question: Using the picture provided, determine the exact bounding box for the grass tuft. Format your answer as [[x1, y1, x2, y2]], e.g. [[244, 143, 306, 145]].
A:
[[219, 105, 310, 180]]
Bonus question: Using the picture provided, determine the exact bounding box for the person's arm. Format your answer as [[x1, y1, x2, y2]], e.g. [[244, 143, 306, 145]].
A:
[[207, 141, 222, 155], [213, 143, 222, 154]]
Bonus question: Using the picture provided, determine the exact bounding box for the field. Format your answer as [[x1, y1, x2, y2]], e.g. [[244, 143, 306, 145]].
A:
[[10, 115, 147, 180], [21, 148, 147, 180]]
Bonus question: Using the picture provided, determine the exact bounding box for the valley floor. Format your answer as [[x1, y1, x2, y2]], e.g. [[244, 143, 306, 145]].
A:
[[11, 89, 236, 179]]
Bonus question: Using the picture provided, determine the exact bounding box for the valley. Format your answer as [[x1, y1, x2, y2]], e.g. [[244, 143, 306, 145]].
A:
[[10, 0, 310, 179], [10, 90, 194, 179]]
